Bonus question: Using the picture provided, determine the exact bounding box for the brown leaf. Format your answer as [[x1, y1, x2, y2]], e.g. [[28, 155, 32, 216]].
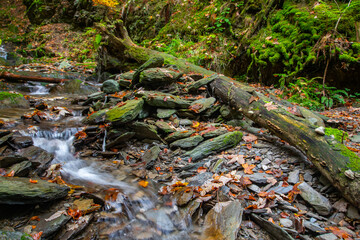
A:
[[249, 95, 259, 104], [243, 134, 258, 142], [264, 102, 278, 111], [242, 163, 256, 174]]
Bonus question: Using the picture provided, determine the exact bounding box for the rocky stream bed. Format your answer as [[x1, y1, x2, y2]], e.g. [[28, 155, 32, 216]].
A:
[[0, 59, 360, 240]]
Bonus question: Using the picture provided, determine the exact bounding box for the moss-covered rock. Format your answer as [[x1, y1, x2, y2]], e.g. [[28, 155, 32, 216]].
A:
[[102, 79, 120, 94], [106, 99, 144, 123], [139, 67, 183, 88], [184, 131, 243, 161], [170, 135, 204, 149], [165, 130, 196, 143], [0, 91, 29, 109], [136, 91, 191, 108]]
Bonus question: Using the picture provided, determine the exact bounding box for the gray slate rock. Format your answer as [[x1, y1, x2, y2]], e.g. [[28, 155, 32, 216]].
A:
[[144, 209, 175, 232], [187, 74, 219, 92], [106, 132, 135, 150], [0, 231, 32, 240], [170, 135, 204, 149], [18, 146, 54, 174], [298, 182, 332, 215], [165, 130, 195, 143], [139, 68, 182, 88], [143, 145, 161, 170], [132, 57, 164, 86], [288, 169, 300, 184], [137, 91, 191, 108], [0, 155, 28, 168], [157, 108, 176, 119], [316, 233, 338, 240], [106, 99, 144, 123], [155, 121, 175, 134], [188, 172, 213, 186], [8, 161, 32, 177], [102, 79, 120, 94], [189, 97, 216, 113], [184, 131, 243, 161], [131, 122, 163, 141], [0, 177, 69, 204]]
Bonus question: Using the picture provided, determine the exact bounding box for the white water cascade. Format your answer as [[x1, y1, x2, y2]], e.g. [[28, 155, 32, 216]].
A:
[[0, 44, 7, 59]]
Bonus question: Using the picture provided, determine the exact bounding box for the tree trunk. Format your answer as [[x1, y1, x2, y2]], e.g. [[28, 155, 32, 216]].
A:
[[0, 71, 69, 84], [356, 22, 360, 42], [96, 21, 360, 209]]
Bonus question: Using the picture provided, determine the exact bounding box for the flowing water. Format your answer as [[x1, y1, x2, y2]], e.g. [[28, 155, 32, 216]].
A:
[[0, 44, 7, 59]]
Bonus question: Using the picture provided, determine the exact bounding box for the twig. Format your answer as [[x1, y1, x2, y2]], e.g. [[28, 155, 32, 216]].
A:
[[322, 59, 330, 97], [334, 0, 352, 33]]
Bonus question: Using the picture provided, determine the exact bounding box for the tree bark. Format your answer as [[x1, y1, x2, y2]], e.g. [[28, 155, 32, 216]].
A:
[[0, 71, 69, 84], [97, 21, 360, 209]]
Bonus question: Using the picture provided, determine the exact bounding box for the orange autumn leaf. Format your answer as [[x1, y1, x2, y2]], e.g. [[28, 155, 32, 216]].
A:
[[248, 195, 256, 201], [242, 163, 256, 174], [197, 166, 207, 173], [245, 204, 258, 210], [5, 170, 15, 177], [138, 180, 149, 188], [268, 218, 276, 224], [31, 231, 43, 240], [29, 179, 38, 184], [75, 130, 87, 139], [326, 226, 352, 240], [29, 216, 40, 221], [246, 143, 252, 150], [254, 156, 261, 161], [258, 192, 268, 198], [67, 208, 82, 220]]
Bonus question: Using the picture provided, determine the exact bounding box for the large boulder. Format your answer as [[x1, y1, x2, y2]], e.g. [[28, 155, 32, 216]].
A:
[[139, 68, 183, 88], [0, 177, 69, 204], [102, 79, 120, 94]]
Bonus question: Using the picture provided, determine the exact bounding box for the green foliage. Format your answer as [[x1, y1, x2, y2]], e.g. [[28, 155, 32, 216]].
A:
[[0, 91, 24, 103], [94, 34, 102, 49], [325, 127, 348, 142]]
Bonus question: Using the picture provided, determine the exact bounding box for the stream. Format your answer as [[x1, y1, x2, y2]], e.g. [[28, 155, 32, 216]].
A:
[[1, 75, 198, 239]]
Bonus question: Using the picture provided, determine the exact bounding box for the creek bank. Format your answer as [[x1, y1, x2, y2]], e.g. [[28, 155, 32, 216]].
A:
[[0, 59, 360, 239]]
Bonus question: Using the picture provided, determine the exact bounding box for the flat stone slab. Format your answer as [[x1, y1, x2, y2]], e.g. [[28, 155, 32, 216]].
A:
[[0, 177, 69, 204], [106, 98, 144, 123], [136, 91, 190, 109], [298, 182, 332, 215]]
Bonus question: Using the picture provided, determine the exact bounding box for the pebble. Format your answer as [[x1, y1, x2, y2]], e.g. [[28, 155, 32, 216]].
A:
[[316, 233, 338, 240], [287, 169, 300, 184], [279, 218, 293, 228], [315, 126, 325, 135]]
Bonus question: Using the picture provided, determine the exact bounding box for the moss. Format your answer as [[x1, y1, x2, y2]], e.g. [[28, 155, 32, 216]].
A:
[[339, 53, 358, 63], [0, 91, 23, 103], [325, 127, 348, 142]]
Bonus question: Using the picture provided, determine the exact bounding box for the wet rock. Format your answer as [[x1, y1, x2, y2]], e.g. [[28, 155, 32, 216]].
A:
[[8, 161, 32, 177], [0, 231, 32, 240], [101, 79, 119, 94], [316, 233, 338, 240], [201, 201, 243, 240], [157, 108, 176, 119], [18, 146, 54, 174], [288, 169, 300, 184], [201, 128, 228, 139], [346, 205, 360, 220], [0, 177, 69, 204], [155, 121, 175, 134], [131, 122, 163, 141], [0, 155, 28, 168], [139, 68, 182, 88], [83, 92, 105, 106], [0, 133, 13, 147], [82, 109, 108, 124], [137, 91, 190, 108], [50, 79, 97, 95], [144, 209, 175, 233], [165, 130, 195, 143], [143, 145, 161, 170], [173, 200, 200, 229], [184, 131, 243, 161], [170, 135, 204, 149], [188, 172, 213, 186], [187, 74, 219, 92], [303, 220, 326, 233], [188, 97, 216, 113], [106, 99, 144, 124], [175, 188, 194, 206], [298, 182, 332, 215], [57, 214, 93, 240], [11, 136, 33, 149], [106, 132, 135, 150], [35, 211, 71, 238], [73, 198, 101, 214]]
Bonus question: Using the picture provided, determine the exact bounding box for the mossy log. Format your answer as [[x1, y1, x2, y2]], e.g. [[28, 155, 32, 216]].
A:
[[0, 71, 69, 83], [97, 20, 360, 209]]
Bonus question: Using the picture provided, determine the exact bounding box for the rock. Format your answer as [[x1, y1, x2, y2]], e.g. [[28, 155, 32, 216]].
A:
[[316, 233, 338, 240], [106, 132, 135, 150], [188, 97, 216, 113], [102, 79, 120, 94], [220, 105, 242, 120], [201, 128, 228, 139], [299, 107, 325, 127], [251, 214, 295, 240], [179, 119, 193, 126], [116, 71, 134, 81], [142, 145, 161, 170], [155, 121, 175, 134], [201, 201, 243, 240], [0, 92, 29, 109], [175, 188, 194, 206], [137, 91, 191, 109], [188, 172, 213, 186], [248, 184, 261, 193], [279, 218, 293, 228], [156, 108, 176, 119], [0, 155, 28, 168], [187, 74, 219, 92], [57, 214, 93, 240], [83, 109, 108, 124], [244, 172, 272, 185], [106, 99, 144, 123], [346, 205, 360, 220], [298, 182, 332, 215], [18, 146, 54, 174], [83, 92, 105, 106], [173, 200, 200, 229], [8, 161, 32, 177], [0, 177, 69, 204], [139, 68, 182, 88], [11, 136, 33, 149], [303, 220, 326, 233], [268, 182, 293, 195], [0, 132, 13, 147], [0, 231, 32, 240], [184, 131, 243, 161], [132, 57, 165, 86], [35, 211, 71, 238], [170, 135, 204, 149], [50, 79, 97, 95], [350, 134, 360, 143], [288, 169, 300, 184], [131, 122, 163, 141], [165, 130, 195, 143], [144, 209, 175, 232], [315, 126, 325, 136]]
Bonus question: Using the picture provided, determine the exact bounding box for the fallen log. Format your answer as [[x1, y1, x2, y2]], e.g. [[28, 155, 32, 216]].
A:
[[0, 71, 69, 84], [97, 20, 360, 209]]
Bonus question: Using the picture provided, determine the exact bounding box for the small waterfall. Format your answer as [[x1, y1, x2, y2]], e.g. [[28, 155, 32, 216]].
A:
[[27, 82, 50, 95], [0, 45, 7, 59]]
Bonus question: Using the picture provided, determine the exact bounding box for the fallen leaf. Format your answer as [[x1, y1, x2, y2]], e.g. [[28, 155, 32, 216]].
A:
[[29, 179, 38, 184], [45, 210, 66, 222], [326, 226, 352, 240], [249, 95, 259, 104], [243, 134, 258, 142], [227, 155, 245, 165], [242, 163, 256, 174], [197, 166, 207, 173], [31, 231, 43, 240], [29, 216, 40, 221], [264, 102, 278, 111], [138, 180, 149, 188]]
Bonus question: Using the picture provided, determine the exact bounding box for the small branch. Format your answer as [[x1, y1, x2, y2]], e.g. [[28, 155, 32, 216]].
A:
[[322, 59, 330, 97], [334, 0, 352, 33]]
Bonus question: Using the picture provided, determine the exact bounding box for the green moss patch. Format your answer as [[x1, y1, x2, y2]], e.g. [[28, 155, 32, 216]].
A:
[[325, 127, 348, 142], [0, 91, 24, 102]]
